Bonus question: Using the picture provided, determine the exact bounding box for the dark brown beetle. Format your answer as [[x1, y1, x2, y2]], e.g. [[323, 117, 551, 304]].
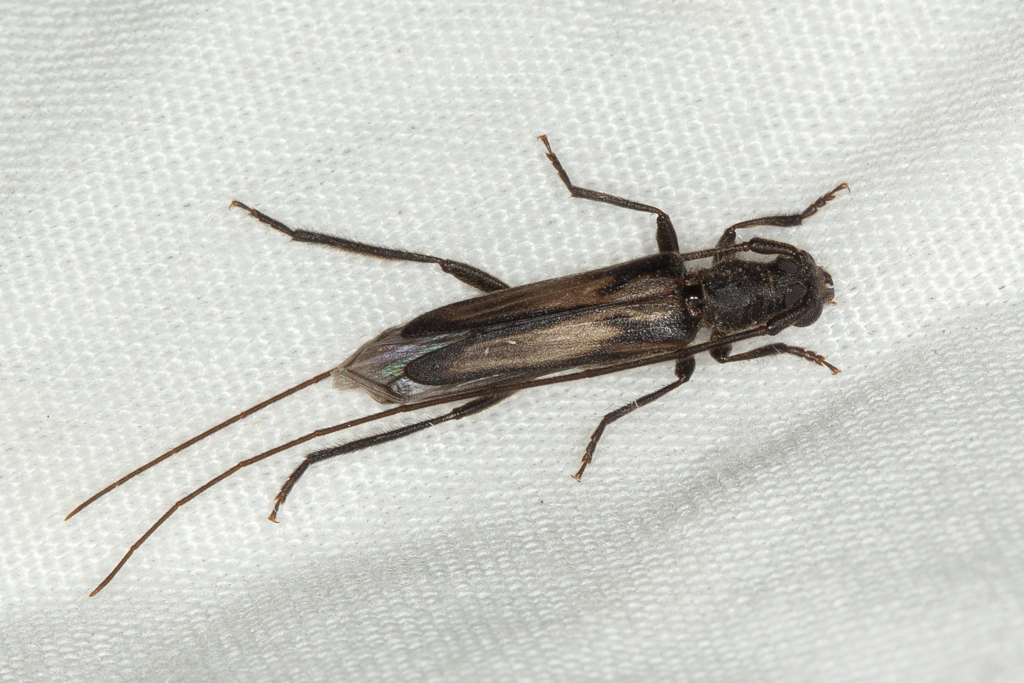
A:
[[68, 136, 845, 594]]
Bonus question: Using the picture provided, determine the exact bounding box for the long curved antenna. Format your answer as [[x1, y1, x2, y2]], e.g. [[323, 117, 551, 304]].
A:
[[88, 398, 448, 596], [66, 370, 333, 521]]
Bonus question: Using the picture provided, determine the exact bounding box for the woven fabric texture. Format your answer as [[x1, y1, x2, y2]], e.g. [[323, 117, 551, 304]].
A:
[[2, 1, 1023, 681]]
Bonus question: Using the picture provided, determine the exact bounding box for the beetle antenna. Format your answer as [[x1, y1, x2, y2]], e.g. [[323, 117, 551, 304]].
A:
[[87, 399, 451, 596], [65, 370, 334, 521]]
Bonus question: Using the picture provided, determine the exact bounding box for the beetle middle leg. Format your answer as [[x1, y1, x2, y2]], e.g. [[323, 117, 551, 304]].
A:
[[710, 341, 840, 374], [574, 357, 695, 481], [713, 183, 849, 263], [230, 201, 508, 293], [269, 393, 513, 521], [538, 135, 681, 254]]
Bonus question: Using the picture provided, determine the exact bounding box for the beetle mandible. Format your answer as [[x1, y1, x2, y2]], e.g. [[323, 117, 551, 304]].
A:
[[68, 135, 846, 594]]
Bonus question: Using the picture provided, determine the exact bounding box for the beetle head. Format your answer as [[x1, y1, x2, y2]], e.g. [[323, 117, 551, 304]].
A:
[[776, 253, 835, 327]]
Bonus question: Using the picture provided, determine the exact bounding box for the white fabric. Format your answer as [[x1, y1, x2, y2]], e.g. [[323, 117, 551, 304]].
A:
[[2, 1, 1023, 680]]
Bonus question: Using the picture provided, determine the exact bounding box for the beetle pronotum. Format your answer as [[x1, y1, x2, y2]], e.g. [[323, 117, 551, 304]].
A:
[[68, 136, 845, 594]]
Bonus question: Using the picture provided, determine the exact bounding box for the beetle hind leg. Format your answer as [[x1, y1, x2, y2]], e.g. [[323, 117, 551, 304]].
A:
[[538, 135, 681, 254], [230, 201, 508, 293], [269, 393, 512, 521]]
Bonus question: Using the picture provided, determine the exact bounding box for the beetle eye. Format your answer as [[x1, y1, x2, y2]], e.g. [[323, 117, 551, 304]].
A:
[[777, 257, 801, 274], [795, 301, 823, 327], [784, 283, 807, 309]]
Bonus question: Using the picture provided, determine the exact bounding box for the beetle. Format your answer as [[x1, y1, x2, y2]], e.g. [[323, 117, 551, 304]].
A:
[[68, 135, 846, 594]]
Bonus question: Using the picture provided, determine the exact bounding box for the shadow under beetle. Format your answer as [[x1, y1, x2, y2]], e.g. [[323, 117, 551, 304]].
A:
[[68, 135, 846, 594]]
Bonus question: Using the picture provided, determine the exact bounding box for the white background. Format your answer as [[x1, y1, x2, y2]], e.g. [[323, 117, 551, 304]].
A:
[[2, 1, 1023, 680]]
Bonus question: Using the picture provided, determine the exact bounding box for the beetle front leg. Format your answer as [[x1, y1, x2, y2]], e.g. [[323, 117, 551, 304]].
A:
[[538, 135, 680, 254], [574, 357, 695, 481], [713, 183, 849, 263], [710, 342, 839, 374]]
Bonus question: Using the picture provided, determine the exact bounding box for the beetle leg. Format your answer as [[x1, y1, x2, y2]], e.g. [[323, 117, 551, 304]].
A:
[[538, 135, 680, 254], [574, 357, 695, 481], [710, 342, 839, 374], [268, 393, 513, 521], [677, 235, 803, 264], [713, 183, 849, 263], [230, 201, 508, 292]]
